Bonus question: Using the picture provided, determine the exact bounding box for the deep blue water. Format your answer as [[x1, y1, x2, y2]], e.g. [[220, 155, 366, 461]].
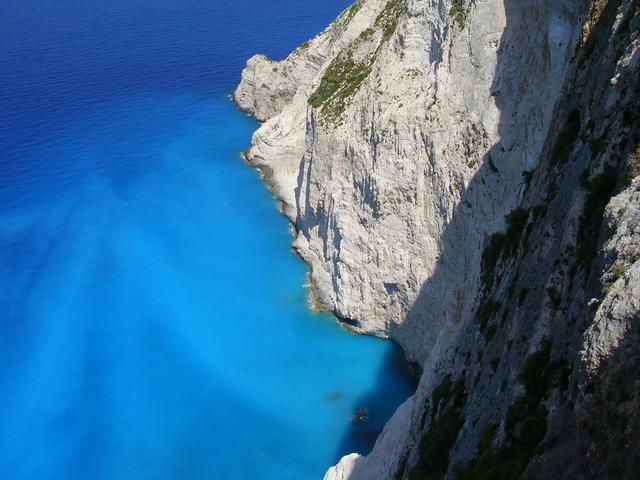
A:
[[0, 1, 414, 479]]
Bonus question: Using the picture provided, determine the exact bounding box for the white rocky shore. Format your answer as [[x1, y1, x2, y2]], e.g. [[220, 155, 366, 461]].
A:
[[236, 0, 640, 478]]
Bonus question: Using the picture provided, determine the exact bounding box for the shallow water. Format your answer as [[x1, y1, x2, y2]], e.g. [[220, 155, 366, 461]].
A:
[[0, 1, 415, 479]]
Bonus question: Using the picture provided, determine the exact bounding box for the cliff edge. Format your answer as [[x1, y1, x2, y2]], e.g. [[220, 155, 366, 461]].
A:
[[236, 0, 640, 478]]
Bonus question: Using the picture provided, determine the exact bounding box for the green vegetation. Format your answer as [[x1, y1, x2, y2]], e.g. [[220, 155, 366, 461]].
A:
[[343, 0, 363, 24], [409, 375, 467, 480], [519, 339, 552, 397], [359, 27, 375, 40], [375, 0, 407, 41], [531, 203, 547, 219], [576, 168, 618, 266], [450, 0, 468, 29], [308, 52, 373, 118], [504, 208, 529, 252], [455, 340, 561, 480], [551, 108, 581, 164], [480, 208, 529, 289], [603, 262, 627, 294], [589, 134, 606, 159], [308, 0, 407, 123], [456, 403, 547, 480], [406, 67, 421, 79], [627, 144, 640, 184], [476, 298, 500, 338], [546, 286, 561, 310], [610, 262, 627, 280], [481, 233, 507, 288], [491, 357, 500, 373], [478, 423, 498, 451]]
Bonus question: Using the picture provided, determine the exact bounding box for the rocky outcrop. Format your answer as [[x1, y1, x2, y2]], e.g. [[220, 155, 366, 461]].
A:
[[236, 0, 640, 478]]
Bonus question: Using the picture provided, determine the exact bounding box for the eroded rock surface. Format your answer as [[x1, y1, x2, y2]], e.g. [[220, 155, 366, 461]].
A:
[[236, 0, 640, 478]]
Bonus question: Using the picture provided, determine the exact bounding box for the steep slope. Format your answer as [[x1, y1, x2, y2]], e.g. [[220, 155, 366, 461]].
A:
[[236, 0, 583, 366], [235, 0, 640, 478]]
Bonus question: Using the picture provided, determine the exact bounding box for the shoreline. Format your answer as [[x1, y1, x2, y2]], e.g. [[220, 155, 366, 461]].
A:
[[234, 96, 421, 382]]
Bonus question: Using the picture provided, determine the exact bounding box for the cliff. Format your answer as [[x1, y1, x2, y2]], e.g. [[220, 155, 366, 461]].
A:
[[235, 0, 640, 478]]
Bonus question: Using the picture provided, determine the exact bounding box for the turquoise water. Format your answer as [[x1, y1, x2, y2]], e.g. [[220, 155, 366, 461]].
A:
[[0, 1, 414, 479]]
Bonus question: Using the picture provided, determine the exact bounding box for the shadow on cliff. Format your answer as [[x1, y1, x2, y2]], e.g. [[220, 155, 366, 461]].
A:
[[549, 316, 640, 480], [388, 0, 540, 373], [549, 313, 640, 479], [334, 0, 572, 476]]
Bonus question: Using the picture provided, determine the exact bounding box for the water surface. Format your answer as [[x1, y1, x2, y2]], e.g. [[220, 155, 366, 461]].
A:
[[0, 1, 414, 479]]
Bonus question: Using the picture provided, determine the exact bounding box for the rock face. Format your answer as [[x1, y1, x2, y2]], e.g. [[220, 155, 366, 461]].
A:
[[235, 0, 640, 478]]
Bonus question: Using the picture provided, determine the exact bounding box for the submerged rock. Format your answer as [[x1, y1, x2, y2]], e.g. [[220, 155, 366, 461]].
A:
[[351, 407, 370, 424], [326, 392, 343, 402]]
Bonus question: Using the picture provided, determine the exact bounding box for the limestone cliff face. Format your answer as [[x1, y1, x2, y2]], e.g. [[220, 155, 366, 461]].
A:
[[236, 0, 640, 478]]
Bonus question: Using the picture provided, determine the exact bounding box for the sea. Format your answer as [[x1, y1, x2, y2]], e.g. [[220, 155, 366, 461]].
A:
[[0, 1, 415, 479]]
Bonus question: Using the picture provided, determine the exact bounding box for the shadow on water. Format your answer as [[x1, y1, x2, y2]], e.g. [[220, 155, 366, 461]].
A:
[[332, 341, 418, 462]]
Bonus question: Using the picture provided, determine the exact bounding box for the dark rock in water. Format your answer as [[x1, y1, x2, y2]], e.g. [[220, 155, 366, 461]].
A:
[[351, 407, 370, 424], [326, 392, 343, 402]]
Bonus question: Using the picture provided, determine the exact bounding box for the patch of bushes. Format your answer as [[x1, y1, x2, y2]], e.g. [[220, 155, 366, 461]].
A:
[[342, 0, 363, 24], [546, 286, 561, 310], [491, 357, 500, 373], [610, 262, 627, 280], [551, 108, 581, 164], [531, 203, 547, 219], [603, 262, 627, 295], [518, 287, 529, 305], [359, 27, 375, 40], [480, 208, 529, 289], [627, 144, 640, 184], [375, 0, 407, 41], [519, 339, 551, 397], [504, 207, 530, 252], [589, 135, 606, 159], [409, 375, 467, 480], [406, 67, 421, 79], [478, 423, 498, 451], [504, 395, 529, 433], [456, 406, 548, 480], [308, 52, 372, 117], [481, 232, 507, 288], [450, 0, 468, 29], [576, 168, 618, 266], [476, 298, 500, 334], [455, 340, 559, 480], [309, 0, 407, 122]]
